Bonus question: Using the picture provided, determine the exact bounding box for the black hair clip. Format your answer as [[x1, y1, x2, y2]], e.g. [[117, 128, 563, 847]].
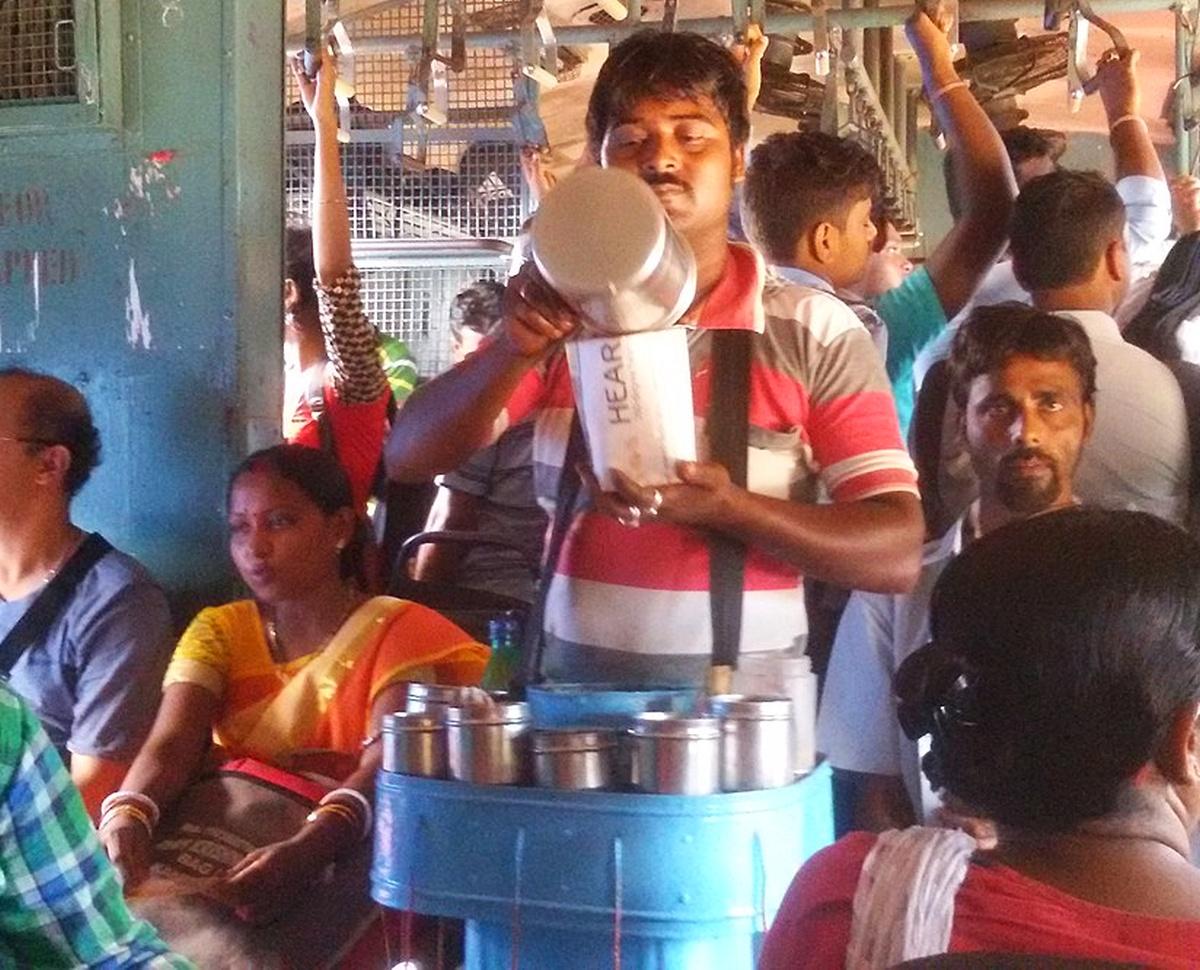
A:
[[895, 643, 980, 742]]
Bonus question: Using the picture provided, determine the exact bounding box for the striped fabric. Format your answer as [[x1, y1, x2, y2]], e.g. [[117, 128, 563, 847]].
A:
[[510, 244, 918, 684], [0, 686, 190, 969], [314, 266, 389, 405], [287, 265, 392, 510]]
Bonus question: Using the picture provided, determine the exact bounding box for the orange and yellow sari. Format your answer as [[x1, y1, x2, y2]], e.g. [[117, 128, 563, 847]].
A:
[[163, 596, 488, 765]]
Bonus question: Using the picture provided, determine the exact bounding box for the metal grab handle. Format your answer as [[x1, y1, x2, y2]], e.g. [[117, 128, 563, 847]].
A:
[[52, 19, 75, 73], [1068, 0, 1132, 101]]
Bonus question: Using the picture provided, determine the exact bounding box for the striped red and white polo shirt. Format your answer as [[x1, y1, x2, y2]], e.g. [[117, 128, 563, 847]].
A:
[[507, 243, 918, 685]]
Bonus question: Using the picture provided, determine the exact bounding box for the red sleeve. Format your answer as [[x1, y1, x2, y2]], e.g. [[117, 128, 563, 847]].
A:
[[314, 386, 390, 511], [759, 833, 878, 970], [504, 365, 548, 427]]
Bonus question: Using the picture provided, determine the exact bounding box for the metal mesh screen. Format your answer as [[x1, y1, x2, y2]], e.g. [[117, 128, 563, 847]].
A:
[[0, 0, 77, 103], [285, 1, 527, 377], [359, 256, 508, 377], [285, 139, 527, 241]]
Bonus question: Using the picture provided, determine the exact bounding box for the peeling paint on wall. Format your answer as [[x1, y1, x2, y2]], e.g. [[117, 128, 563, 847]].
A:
[[105, 152, 182, 233], [160, 0, 184, 28], [125, 259, 153, 350]]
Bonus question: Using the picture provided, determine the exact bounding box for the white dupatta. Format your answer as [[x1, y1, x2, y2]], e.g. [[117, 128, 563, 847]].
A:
[[845, 826, 978, 969]]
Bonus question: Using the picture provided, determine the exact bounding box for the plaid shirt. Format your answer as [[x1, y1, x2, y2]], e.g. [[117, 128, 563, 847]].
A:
[[0, 685, 191, 969]]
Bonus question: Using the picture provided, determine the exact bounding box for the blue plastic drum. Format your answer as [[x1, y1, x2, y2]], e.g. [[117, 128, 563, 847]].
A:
[[372, 764, 834, 970]]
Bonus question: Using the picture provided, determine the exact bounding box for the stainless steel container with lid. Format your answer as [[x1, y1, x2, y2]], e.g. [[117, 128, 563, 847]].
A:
[[531, 167, 697, 336], [405, 683, 472, 714], [629, 713, 721, 795], [444, 701, 533, 786], [381, 711, 447, 778], [531, 728, 618, 791], [707, 694, 795, 792]]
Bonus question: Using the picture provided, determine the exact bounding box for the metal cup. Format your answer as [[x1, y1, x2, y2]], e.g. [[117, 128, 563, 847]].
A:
[[381, 711, 447, 778], [629, 713, 721, 795], [405, 683, 472, 714], [532, 728, 617, 791], [708, 694, 795, 791], [531, 167, 697, 336], [444, 701, 533, 785]]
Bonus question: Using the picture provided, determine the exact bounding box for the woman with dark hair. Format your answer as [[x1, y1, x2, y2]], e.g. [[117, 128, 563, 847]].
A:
[[98, 444, 487, 919], [761, 509, 1200, 969]]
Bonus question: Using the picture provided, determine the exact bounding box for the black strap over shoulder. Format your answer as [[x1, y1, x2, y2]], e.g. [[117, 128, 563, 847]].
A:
[[0, 532, 113, 679], [517, 413, 586, 688], [707, 329, 753, 670]]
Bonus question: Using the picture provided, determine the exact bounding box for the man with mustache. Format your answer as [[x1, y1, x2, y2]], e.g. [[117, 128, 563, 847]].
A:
[[818, 304, 1095, 832], [386, 30, 922, 685]]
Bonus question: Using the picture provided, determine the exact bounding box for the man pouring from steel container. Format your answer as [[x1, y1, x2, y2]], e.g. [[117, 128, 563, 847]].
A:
[[386, 28, 922, 687]]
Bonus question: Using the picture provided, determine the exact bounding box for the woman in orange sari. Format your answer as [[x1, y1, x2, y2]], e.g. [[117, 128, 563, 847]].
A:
[[98, 444, 488, 919]]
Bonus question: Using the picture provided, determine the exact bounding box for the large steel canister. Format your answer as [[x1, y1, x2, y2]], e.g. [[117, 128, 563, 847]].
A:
[[405, 683, 473, 714], [381, 711, 446, 778], [707, 694, 795, 792], [629, 713, 721, 795], [531, 728, 618, 791], [444, 701, 533, 786], [531, 167, 697, 336]]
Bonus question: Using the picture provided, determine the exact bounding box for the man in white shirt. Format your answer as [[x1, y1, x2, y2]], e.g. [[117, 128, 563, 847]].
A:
[[819, 305, 1096, 832], [913, 47, 1172, 388], [916, 169, 1192, 536]]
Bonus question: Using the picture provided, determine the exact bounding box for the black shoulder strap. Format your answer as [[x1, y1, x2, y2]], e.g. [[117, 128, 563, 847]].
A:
[[0, 533, 113, 679], [516, 413, 586, 688], [707, 329, 753, 671]]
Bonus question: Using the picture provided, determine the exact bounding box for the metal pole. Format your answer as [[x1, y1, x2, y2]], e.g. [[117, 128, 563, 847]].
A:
[[863, 0, 881, 100], [1175, 3, 1194, 174], [312, 0, 1176, 54], [878, 19, 894, 120]]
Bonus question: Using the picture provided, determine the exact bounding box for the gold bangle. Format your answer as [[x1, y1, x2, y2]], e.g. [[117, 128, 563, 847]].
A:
[[930, 79, 969, 103], [305, 803, 359, 831], [1110, 114, 1147, 133], [100, 803, 153, 837]]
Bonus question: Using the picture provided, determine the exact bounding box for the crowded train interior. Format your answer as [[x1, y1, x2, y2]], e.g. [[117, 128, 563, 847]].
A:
[[3, 0, 1200, 966]]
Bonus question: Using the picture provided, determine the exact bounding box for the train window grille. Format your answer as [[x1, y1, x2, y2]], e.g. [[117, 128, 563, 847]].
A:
[[0, 0, 78, 104], [284, 1, 529, 379]]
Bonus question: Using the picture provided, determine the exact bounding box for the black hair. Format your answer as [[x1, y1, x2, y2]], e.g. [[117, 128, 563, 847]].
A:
[[585, 31, 749, 156], [228, 443, 366, 583], [742, 131, 881, 264], [1000, 125, 1068, 170], [0, 368, 101, 498], [896, 509, 1200, 834], [449, 279, 506, 344], [1010, 170, 1125, 293], [1124, 233, 1200, 362], [948, 303, 1097, 411], [284, 220, 317, 312]]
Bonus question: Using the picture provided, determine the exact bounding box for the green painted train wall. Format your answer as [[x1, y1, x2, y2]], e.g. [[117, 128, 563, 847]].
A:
[[0, 1, 283, 613]]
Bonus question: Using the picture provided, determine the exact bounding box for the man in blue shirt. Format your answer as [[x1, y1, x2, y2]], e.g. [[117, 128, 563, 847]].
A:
[[843, 9, 1017, 437], [0, 369, 172, 818]]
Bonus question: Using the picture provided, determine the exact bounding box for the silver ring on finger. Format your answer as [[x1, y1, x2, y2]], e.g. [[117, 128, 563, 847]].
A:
[[617, 503, 642, 529], [644, 488, 664, 519]]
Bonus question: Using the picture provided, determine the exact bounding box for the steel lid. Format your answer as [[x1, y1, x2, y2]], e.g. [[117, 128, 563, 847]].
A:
[[443, 701, 531, 726], [631, 712, 721, 740], [383, 711, 443, 733], [707, 694, 793, 721], [406, 683, 471, 708], [531, 167, 669, 298], [531, 728, 618, 754]]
